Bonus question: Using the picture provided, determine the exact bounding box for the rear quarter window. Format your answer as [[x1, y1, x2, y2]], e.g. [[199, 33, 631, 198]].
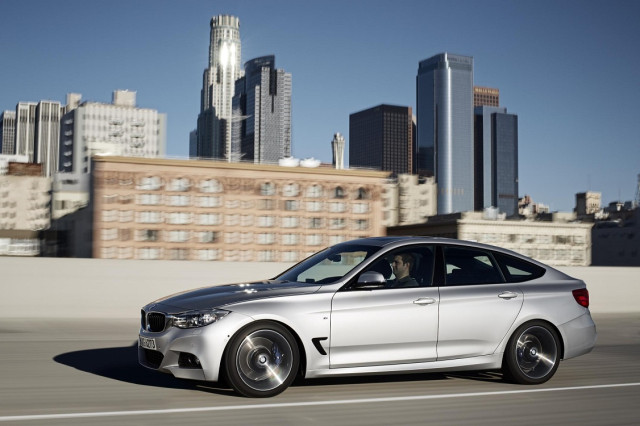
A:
[[492, 251, 546, 283]]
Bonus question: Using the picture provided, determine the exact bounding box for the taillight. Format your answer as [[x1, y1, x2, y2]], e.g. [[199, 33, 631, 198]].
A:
[[572, 288, 589, 308]]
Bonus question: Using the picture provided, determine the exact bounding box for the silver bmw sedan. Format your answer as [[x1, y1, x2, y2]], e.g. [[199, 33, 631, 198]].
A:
[[139, 237, 596, 397]]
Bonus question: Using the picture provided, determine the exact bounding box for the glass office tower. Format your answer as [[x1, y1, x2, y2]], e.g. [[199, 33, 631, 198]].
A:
[[474, 106, 519, 216], [417, 53, 474, 214]]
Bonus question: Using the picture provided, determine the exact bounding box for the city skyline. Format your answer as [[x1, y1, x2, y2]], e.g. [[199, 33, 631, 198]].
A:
[[1, 0, 639, 212]]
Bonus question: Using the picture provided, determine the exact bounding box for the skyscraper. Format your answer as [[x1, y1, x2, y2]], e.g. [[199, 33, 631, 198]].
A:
[[417, 53, 474, 214], [474, 106, 518, 216], [349, 104, 414, 176], [0, 111, 16, 154], [59, 91, 166, 174], [331, 132, 345, 169], [34, 100, 61, 177], [15, 102, 37, 161], [195, 15, 242, 161], [232, 56, 292, 163], [474, 86, 500, 107]]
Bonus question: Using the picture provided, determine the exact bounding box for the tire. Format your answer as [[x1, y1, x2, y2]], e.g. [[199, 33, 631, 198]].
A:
[[225, 322, 299, 397], [503, 321, 560, 385]]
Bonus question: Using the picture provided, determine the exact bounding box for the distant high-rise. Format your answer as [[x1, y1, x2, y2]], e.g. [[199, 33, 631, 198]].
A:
[[474, 106, 518, 216], [232, 55, 292, 163], [349, 104, 414, 175], [331, 133, 345, 169], [195, 15, 243, 161], [0, 111, 16, 154], [474, 86, 500, 107], [34, 100, 61, 177], [59, 91, 166, 174], [417, 53, 474, 213], [15, 102, 37, 161]]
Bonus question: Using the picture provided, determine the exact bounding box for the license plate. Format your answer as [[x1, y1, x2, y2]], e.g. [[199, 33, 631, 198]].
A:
[[139, 336, 157, 350]]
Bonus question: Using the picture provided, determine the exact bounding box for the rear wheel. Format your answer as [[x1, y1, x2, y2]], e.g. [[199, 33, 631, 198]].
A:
[[225, 322, 299, 397], [503, 321, 560, 384]]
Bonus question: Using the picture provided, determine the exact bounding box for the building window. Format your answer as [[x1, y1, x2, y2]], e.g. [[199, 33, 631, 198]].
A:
[[258, 199, 275, 210], [257, 250, 276, 262], [353, 219, 369, 230], [198, 196, 222, 208], [101, 247, 116, 259], [169, 195, 190, 206], [225, 232, 240, 244], [137, 194, 162, 205], [306, 201, 323, 212], [240, 233, 253, 244], [136, 176, 162, 190], [168, 178, 190, 192], [226, 214, 240, 226], [282, 234, 298, 245], [118, 247, 133, 259], [306, 234, 323, 246], [258, 233, 276, 245], [137, 211, 162, 223], [330, 218, 346, 229], [167, 212, 192, 224], [169, 248, 189, 260], [167, 230, 190, 243], [282, 216, 299, 228], [306, 185, 323, 198], [101, 228, 117, 241], [357, 187, 369, 200], [329, 235, 345, 245], [199, 231, 218, 243], [103, 194, 118, 204], [352, 203, 369, 214], [329, 202, 346, 213], [138, 229, 159, 242], [258, 216, 276, 227], [197, 249, 221, 261], [334, 187, 345, 199], [102, 210, 118, 222], [240, 215, 254, 226], [284, 200, 299, 211], [138, 247, 162, 260], [260, 182, 276, 196], [119, 211, 133, 222], [282, 183, 299, 197], [200, 179, 223, 193], [308, 217, 323, 229], [198, 213, 221, 225], [282, 251, 299, 262]]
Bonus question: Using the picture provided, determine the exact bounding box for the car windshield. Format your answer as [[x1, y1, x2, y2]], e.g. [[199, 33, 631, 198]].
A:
[[275, 243, 381, 284]]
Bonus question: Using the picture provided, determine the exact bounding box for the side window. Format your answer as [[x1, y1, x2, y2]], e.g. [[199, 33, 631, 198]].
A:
[[361, 246, 435, 288], [492, 252, 546, 283], [444, 246, 504, 286]]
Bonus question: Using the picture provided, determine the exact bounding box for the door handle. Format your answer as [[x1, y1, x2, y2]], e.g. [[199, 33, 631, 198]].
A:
[[413, 297, 436, 305], [498, 291, 518, 300]]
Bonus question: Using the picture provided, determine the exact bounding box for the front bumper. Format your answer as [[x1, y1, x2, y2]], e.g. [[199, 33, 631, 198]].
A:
[[138, 311, 252, 382]]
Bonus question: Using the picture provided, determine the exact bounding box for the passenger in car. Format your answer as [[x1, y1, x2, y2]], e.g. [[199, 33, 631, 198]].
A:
[[389, 253, 419, 287]]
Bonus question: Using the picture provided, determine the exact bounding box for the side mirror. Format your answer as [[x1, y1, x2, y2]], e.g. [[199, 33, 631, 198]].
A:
[[354, 271, 386, 289]]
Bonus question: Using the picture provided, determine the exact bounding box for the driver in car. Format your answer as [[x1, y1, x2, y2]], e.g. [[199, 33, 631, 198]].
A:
[[389, 253, 419, 287]]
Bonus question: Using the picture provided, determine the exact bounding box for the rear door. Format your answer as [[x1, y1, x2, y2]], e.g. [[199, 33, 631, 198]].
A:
[[436, 245, 523, 360]]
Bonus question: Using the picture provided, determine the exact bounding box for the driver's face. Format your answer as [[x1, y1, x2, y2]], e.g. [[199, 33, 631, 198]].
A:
[[391, 255, 408, 276]]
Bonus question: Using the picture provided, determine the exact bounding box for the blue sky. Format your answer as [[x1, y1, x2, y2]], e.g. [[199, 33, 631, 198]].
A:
[[1, 0, 639, 212]]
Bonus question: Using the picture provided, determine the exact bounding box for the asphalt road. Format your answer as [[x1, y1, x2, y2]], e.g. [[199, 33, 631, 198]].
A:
[[0, 314, 638, 425]]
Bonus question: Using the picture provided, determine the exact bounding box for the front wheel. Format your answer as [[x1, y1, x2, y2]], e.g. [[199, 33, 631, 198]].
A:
[[225, 322, 299, 397], [503, 321, 560, 385]]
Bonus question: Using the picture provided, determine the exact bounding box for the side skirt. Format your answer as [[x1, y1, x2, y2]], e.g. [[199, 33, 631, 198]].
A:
[[305, 354, 503, 379]]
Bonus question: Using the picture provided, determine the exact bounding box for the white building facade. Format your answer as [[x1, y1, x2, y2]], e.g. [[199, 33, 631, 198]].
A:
[[59, 91, 166, 174]]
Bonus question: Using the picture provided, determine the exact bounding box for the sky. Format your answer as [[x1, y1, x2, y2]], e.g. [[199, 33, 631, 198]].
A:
[[1, 0, 639, 212]]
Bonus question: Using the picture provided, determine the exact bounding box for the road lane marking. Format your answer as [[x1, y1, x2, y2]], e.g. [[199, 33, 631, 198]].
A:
[[1, 382, 640, 422]]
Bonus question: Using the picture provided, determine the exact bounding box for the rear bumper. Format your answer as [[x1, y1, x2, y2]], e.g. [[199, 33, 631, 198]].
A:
[[558, 312, 597, 359]]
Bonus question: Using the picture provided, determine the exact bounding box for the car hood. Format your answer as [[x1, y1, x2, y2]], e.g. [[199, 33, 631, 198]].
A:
[[145, 280, 321, 313]]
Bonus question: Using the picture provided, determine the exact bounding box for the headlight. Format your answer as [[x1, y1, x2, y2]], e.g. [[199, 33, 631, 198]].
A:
[[170, 309, 229, 329]]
